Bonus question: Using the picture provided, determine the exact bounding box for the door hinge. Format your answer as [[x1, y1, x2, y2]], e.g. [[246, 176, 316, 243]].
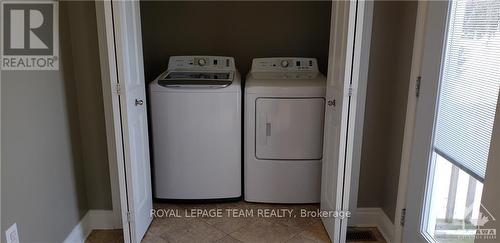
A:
[[348, 84, 353, 97], [400, 208, 406, 227], [115, 83, 122, 95], [415, 76, 421, 98], [327, 99, 336, 107], [126, 211, 132, 222]]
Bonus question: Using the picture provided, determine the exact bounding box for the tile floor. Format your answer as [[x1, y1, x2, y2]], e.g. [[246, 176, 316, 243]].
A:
[[86, 201, 387, 243]]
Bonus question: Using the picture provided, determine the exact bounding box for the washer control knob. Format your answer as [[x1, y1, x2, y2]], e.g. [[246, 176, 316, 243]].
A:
[[198, 59, 207, 66], [280, 60, 289, 68]]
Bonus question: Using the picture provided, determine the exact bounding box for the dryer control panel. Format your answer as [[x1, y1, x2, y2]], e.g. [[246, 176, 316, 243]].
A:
[[167, 56, 236, 71], [250, 58, 319, 73]]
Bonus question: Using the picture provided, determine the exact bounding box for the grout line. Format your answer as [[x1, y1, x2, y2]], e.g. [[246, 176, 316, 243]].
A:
[[197, 217, 229, 242]]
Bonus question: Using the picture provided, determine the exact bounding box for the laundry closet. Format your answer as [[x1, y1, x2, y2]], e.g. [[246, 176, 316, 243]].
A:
[[95, 1, 373, 242], [140, 1, 331, 203]]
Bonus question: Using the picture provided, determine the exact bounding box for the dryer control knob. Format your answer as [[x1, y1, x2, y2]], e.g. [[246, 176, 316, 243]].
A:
[[280, 60, 289, 68], [198, 59, 207, 66]]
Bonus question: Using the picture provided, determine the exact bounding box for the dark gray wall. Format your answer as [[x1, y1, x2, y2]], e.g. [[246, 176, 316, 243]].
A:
[[357, 1, 418, 222], [140, 1, 332, 81]]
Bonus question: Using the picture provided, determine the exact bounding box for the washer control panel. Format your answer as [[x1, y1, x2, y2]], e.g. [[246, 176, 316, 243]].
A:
[[168, 56, 235, 71], [251, 58, 319, 73]]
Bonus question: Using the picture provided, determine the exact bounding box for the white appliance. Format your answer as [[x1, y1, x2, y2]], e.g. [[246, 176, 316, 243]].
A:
[[245, 57, 326, 203], [149, 56, 241, 200]]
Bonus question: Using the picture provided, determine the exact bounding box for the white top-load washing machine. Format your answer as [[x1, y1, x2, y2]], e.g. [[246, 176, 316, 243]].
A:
[[149, 56, 241, 200], [245, 57, 326, 203]]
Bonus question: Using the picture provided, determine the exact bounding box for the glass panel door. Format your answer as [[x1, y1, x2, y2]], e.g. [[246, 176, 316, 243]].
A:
[[423, 0, 500, 242]]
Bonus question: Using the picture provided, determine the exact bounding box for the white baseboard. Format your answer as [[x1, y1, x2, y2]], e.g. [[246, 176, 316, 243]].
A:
[[63, 212, 92, 243], [87, 210, 122, 230], [63, 210, 121, 243], [349, 207, 395, 243]]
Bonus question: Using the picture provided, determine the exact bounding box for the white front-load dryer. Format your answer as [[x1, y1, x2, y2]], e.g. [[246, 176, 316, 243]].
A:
[[149, 56, 241, 200], [244, 58, 326, 203]]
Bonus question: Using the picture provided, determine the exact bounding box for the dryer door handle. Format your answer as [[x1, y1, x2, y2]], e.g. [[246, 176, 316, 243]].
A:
[[266, 122, 271, 137], [257, 113, 270, 146]]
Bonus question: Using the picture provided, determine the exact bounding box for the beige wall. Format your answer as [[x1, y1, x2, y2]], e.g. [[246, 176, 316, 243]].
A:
[[140, 1, 332, 81], [1, 3, 89, 242], [1, 2, 111, 241], [357, 1, 418, 222], [477, 101, 500, 243], [66, 1, 112, 210]]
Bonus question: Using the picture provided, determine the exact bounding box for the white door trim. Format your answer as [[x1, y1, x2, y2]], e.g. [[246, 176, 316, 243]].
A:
[[393, 2, 429, 242]]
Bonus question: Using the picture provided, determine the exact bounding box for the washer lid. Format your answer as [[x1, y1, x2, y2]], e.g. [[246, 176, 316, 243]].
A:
[[158, 71, 234, 88]]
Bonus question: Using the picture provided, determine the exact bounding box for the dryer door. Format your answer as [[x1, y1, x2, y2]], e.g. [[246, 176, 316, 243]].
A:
[[255, 98, 325, 160]]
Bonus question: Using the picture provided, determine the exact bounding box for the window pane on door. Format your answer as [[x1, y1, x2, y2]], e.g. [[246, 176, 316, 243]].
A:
[[433, 0, 500, 181], [424, 0, 500, 241], [426, 154, 484, 242]]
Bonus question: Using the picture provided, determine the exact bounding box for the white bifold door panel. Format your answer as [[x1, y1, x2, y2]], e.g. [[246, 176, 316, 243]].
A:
[[112, 1, 152, 242], [320, 1, 372, 242], [256, 98, 325, 160], [96, 1, 153, 242], [320, 1, 354, 240]]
